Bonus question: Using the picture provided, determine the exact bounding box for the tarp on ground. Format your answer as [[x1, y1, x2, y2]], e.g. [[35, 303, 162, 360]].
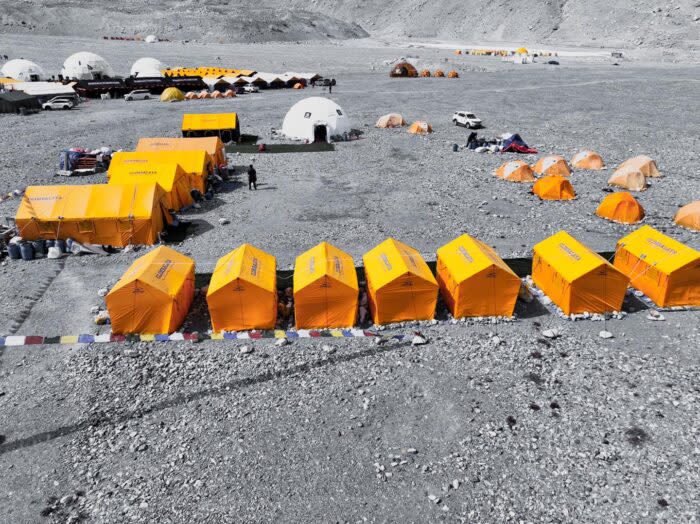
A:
[[136, 137, 227, 168], [533, 231, 629, 315], [107, 162, 193, 211], [501, 133, 537, 154], [595, 192, 645, 224], [109, 150, 213, 194], [15, 183, 171, 247], [436, 234, 521, 317], [207, 244, 277, 332], [294, 242, 358, 329], [614, 225, 700, 307], [363, 238, 438, 324], [106, 246, 195, 334]]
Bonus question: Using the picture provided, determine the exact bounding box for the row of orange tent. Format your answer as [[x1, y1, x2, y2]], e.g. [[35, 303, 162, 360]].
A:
[[374, 114, 434, 134], [389, 62, 458, 78], [184, 90, 237, 99], [106, 227, 700, 334], [419, 69, 459, 78]]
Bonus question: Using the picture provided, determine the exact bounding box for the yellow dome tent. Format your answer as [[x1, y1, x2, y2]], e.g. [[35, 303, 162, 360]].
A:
[[363, 238, 438, 324], [107, 162, 193, 211], [15, 183, 170, 247], [533, 155, 571, 177], [109, 150, 214, 195], [608, 168, 647, 191], [436, 234, 521, 318], [571, 150, 605, 170], [614, 226, 700, 307], [615, 155, 661, 178], [674, 201, 700, 231], [375, 113, 407, 128], [160, 87, 184, 102], [515, 47, 529, 54], [532, 231, 629, 315], [293, 242, 359, 329], [136, 136, 227, 169], [495, 160, 535, 182], [532, 175, 576, 200], [106, 246, 195, 334], [207, 244, 277, 332], [595, 192, 645, 224], [407, 121, 432, 134]]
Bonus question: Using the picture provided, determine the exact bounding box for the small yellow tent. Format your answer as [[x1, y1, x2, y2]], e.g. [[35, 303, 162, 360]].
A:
[[106, 246, 195, 334], [495, 160, 535, 182], [571, 150, 605, 170], [207, 244, 277, 332], [532, 175, 576, 200], [109, 150, 214, 194], [614, 226, 700, 307], [674, 201, 700, 231], [107, 162, 193, 211], [363, 238, 438, 324], [407, 121, 432, 134], [375, 113, 406, 128], [160, 87, 184, 102], [532, 231, 629, 315], [615, 155, 660, 178], [15, 183, 170, 247], [515, 47, 529, 54], [136, 137, 227, 168], [294, 242, 359, 329], [595, 192, 645, 224], [436, 234, 521, 317], [533, 155, 571, 177]]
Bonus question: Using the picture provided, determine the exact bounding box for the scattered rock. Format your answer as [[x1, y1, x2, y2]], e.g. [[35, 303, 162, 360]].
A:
[[239, 345, 253, 354], [599, 330, 614, 339]]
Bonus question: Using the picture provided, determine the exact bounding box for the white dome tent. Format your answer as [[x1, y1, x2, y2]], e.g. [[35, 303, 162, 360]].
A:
[[61, 52, 115, 80], [130, 57, 166, 78], [1, 59, 47, 82], [281, 97, 351, 143], [144, 35, 158, 44]]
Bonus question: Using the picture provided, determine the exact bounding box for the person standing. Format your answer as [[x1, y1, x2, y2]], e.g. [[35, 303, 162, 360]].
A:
[[247, 164, 257, 190]]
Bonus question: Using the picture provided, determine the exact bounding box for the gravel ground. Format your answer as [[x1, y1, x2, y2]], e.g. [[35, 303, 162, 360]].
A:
[[0, 35, 699, 523]]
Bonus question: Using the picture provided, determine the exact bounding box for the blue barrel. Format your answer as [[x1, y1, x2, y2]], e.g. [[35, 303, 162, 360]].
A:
[[20, 242, 35, 261], [7, 243, 21, 260], [55, 239, 66, 254], [32, 240, 46, 257], [452, 143, 459, 152], [66, 238, 74, 252]]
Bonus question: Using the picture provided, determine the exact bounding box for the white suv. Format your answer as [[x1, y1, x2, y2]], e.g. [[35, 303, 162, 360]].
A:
[[452, 111, 483, 129], [124, 89, 151, 101], [42, 97, 74, 110], [242, 84, 259, 93]]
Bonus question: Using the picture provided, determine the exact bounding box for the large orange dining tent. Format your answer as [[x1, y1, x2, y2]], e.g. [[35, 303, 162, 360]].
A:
[[294, 242, 359, 329], [107, 162, 193, 211], [436, 234, 521, 317], [206, 244, 277, 332], [363, 238, 438, 324], [106, 246, 195, 334], [136, 136, 227, 169]]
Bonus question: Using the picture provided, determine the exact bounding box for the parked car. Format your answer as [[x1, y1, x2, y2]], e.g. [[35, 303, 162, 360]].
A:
[[242, 85, 259, 93], [124, 89, 152, 101], [452, 111, 483, 129], [42, 97, 74, 110]]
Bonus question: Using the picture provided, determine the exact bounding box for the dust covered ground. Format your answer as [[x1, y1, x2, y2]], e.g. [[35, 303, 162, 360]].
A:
[[0, 35, 699, 523]]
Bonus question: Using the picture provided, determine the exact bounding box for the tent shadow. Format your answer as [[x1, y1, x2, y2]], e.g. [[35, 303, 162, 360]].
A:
[[181, 196, 226, 215], [515, 296, 551, 319], [621, 293, 650, 313], [163, 218, 213, 244]]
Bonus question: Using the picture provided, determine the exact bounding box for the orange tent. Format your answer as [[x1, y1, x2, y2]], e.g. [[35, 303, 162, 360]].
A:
[[608, 168, 647, 191], [614, 226, 700, 307], [375, 113, 406, 128], [595, 192, 645, 224], [293, 82, 305, 89], [436, 234, 521, 317], [533, 231, 629, 315], [532, 175, 576, 200], [420, 69, 431, 77], [106, 246, 195, 334], [389, 61, 418, 78], [447, 70, 459, 78], [294, 242, 358, 329], [674, 201, 700, 231], [136, 137, 227, 168], [407, 121, 433, 134], [616, 155, 660, 178], [495, 160, 535, 182], [107, 162, 193, 211], [434, 69, 445, 77], [207, 244, 277, 332], [363, 238, 438, 324], [533, 155, 571, 177], [15, 183, 171, 247], [571, 150, 605, 170], [453, 50, 462, 55], [184, 91, 197, 100], [223, 89, 236, 98], [211, 91, 223, 98]]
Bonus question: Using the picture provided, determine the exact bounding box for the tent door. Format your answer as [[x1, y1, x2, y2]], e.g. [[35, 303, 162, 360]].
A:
[[313, 125, 328, 143]]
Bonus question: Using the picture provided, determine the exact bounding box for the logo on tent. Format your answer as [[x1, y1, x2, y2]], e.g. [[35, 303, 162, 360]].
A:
[[558, 243, 581, 261], [646, 238, 677, 255], [155, 259, 173, 279], [251, 257, 259, 277], [381, 254, 392, 271], [458, 246, 474, 264]]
